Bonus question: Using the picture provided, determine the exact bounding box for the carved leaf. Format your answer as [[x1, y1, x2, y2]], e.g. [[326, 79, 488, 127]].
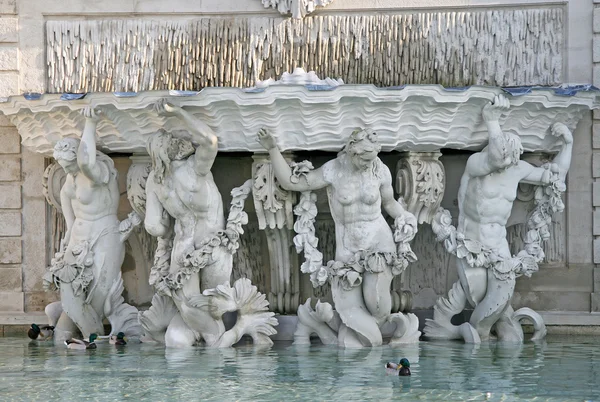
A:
[[414, 160, 445, 207], [253, 162, 287, 214]]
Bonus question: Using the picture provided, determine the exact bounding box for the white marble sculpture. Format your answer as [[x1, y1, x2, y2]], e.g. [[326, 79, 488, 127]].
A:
[[138, 101, 277, 348], [43, 107, 142, 343], [424, 95, 573, 343], [260, 0, 334, 19], [258, 127, 421, 347]]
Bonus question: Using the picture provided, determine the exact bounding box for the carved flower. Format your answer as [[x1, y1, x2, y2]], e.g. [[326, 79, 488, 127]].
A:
[[338, 269, 363, 291], [71, 241, 88, 256], [310, 267, 329, 287], [290, 161, 314, 183], [209, 236, 222, 248], [363, 252, 387, 273], [315, 301, 334, 322]]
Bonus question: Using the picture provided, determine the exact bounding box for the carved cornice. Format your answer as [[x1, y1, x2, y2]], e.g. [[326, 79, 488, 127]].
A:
[[2, 85, 598, 156]]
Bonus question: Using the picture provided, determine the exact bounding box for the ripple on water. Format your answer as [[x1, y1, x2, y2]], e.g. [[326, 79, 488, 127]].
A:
[[0, 335, 597, 401]]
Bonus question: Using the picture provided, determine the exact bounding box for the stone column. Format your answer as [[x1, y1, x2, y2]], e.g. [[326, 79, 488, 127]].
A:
[[394, 151, 446, 312], [252, 153, 300, 314]]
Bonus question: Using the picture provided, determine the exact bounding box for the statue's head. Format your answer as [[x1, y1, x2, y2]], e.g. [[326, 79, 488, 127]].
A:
[[344, 128, 381, 172], [505, 133, 523, 167], [53, 138, 80, 174], [147, 130, 194, 183]]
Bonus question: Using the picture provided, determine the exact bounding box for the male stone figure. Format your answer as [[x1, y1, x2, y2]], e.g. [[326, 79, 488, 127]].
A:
[[425, 95, 573, 343], [143, 100, 233, 346]]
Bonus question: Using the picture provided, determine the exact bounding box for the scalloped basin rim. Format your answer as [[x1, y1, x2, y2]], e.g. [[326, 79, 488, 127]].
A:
[[2, 85, 599, 156]]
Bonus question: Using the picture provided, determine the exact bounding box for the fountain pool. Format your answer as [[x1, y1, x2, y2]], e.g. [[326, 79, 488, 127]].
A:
[[0, 335, 597, 401]]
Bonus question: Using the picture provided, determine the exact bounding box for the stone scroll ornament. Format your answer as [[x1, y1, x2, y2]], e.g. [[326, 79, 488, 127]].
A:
[[257, 127, 421, 347], [136, 100, 277, 348], [42, 107, 143, 342], [424, 95, 573, 344]]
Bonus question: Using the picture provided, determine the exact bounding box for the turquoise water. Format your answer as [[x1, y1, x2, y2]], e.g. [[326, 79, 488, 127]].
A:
[[0, 336, 598, 401]]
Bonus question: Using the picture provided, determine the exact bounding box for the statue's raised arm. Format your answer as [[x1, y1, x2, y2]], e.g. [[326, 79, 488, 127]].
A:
[[155, 99, 217, 176], [77, 107, 110, 184], [257, 128, 328, 192], [465, 95, 515, 178], [519, 122, 573, 185]]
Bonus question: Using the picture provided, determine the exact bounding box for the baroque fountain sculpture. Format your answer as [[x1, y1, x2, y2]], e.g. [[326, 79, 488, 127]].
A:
[[4, 68, 593, 349], [258, 127, 421, 347], [424, 95, 573, 344], [43, 107, 142, 343], [137, 101, 278, 348]]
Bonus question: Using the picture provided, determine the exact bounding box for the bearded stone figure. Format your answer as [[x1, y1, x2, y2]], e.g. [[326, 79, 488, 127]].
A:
[[258, 127, 420, 347], [139, 100, 277, 348]]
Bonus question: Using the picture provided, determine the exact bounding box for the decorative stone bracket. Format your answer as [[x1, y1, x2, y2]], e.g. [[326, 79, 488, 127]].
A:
[[396, 152, 445, 225], [252, 153, 300, 314]]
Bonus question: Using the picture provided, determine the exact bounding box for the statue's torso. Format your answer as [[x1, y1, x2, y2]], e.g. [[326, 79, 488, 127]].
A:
[[323, 158, 395, 259], [155, 160, 224, 247], [460, 165, 521, 252], [63, 166, 119, 222]]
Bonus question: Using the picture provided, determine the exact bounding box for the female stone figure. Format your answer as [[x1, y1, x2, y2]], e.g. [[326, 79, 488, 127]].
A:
[[45, 107, 140, 341], [258, 128, 418, 347]]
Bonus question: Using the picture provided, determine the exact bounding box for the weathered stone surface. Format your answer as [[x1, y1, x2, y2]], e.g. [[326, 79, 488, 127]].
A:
[[513, 291, 590, 312], [0, 267, 21, 292], [595, 7, 600, 33], [515, 264, 594, 293], [0, 17, 17, 42], [0, 291, 23, 311], [593, 124, 600, 149], [0, 157, 19, 181], [0, 71, 17, 97], [24, 291, 59, 313], [0, 211, 20, 236], [593, 153, 600, 178], [0, 238, 20, 263], [0, 127, 19, 153], [0, 183, 20, 208], [595, 209, 600, 236], [595, 267, 600, 291], [0, 0, 15, 14], [592, 293, 600, 312], [0, 46, 17, 71]]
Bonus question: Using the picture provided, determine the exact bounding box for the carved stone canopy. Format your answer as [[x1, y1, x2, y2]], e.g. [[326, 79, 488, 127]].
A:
[[1, 84, 598, 156]]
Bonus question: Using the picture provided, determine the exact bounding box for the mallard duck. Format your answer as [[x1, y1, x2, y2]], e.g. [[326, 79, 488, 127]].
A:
[[385, 358, 411, 376], [109, 332, 127, 346], [65, 333, 98, 350], [27, 324, 54, 341]]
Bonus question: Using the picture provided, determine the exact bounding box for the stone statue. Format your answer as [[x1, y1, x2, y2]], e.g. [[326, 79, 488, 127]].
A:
[[139, 100, 277, 348], [258, 127, 420, 347], [425, 95, 573, 343], [43, 107, 142, 342]]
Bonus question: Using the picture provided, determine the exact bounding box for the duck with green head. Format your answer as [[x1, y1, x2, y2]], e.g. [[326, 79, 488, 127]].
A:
[[27, 324, 54, 341], [109, 332, 127, 346], [385, 358, 411, 376], [65, 333, 98, 350]]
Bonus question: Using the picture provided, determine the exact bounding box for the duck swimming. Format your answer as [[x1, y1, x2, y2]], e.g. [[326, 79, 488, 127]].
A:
[[65, 333, 98, 350], [27, 324, 54, 341], [385, 358, 411, 376], [109, 332, 127, 346]]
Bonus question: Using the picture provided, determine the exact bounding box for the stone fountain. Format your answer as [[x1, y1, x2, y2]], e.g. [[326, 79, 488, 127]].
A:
[[1, 68, 598, 347]]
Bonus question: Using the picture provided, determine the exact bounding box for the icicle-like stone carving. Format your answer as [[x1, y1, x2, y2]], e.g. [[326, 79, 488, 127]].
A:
[[46, 8, 563, 93], [252, 154, 300, 314]]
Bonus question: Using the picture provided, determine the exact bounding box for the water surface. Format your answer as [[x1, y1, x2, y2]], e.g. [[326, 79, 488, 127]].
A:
[[0, 335, 598, 401]]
